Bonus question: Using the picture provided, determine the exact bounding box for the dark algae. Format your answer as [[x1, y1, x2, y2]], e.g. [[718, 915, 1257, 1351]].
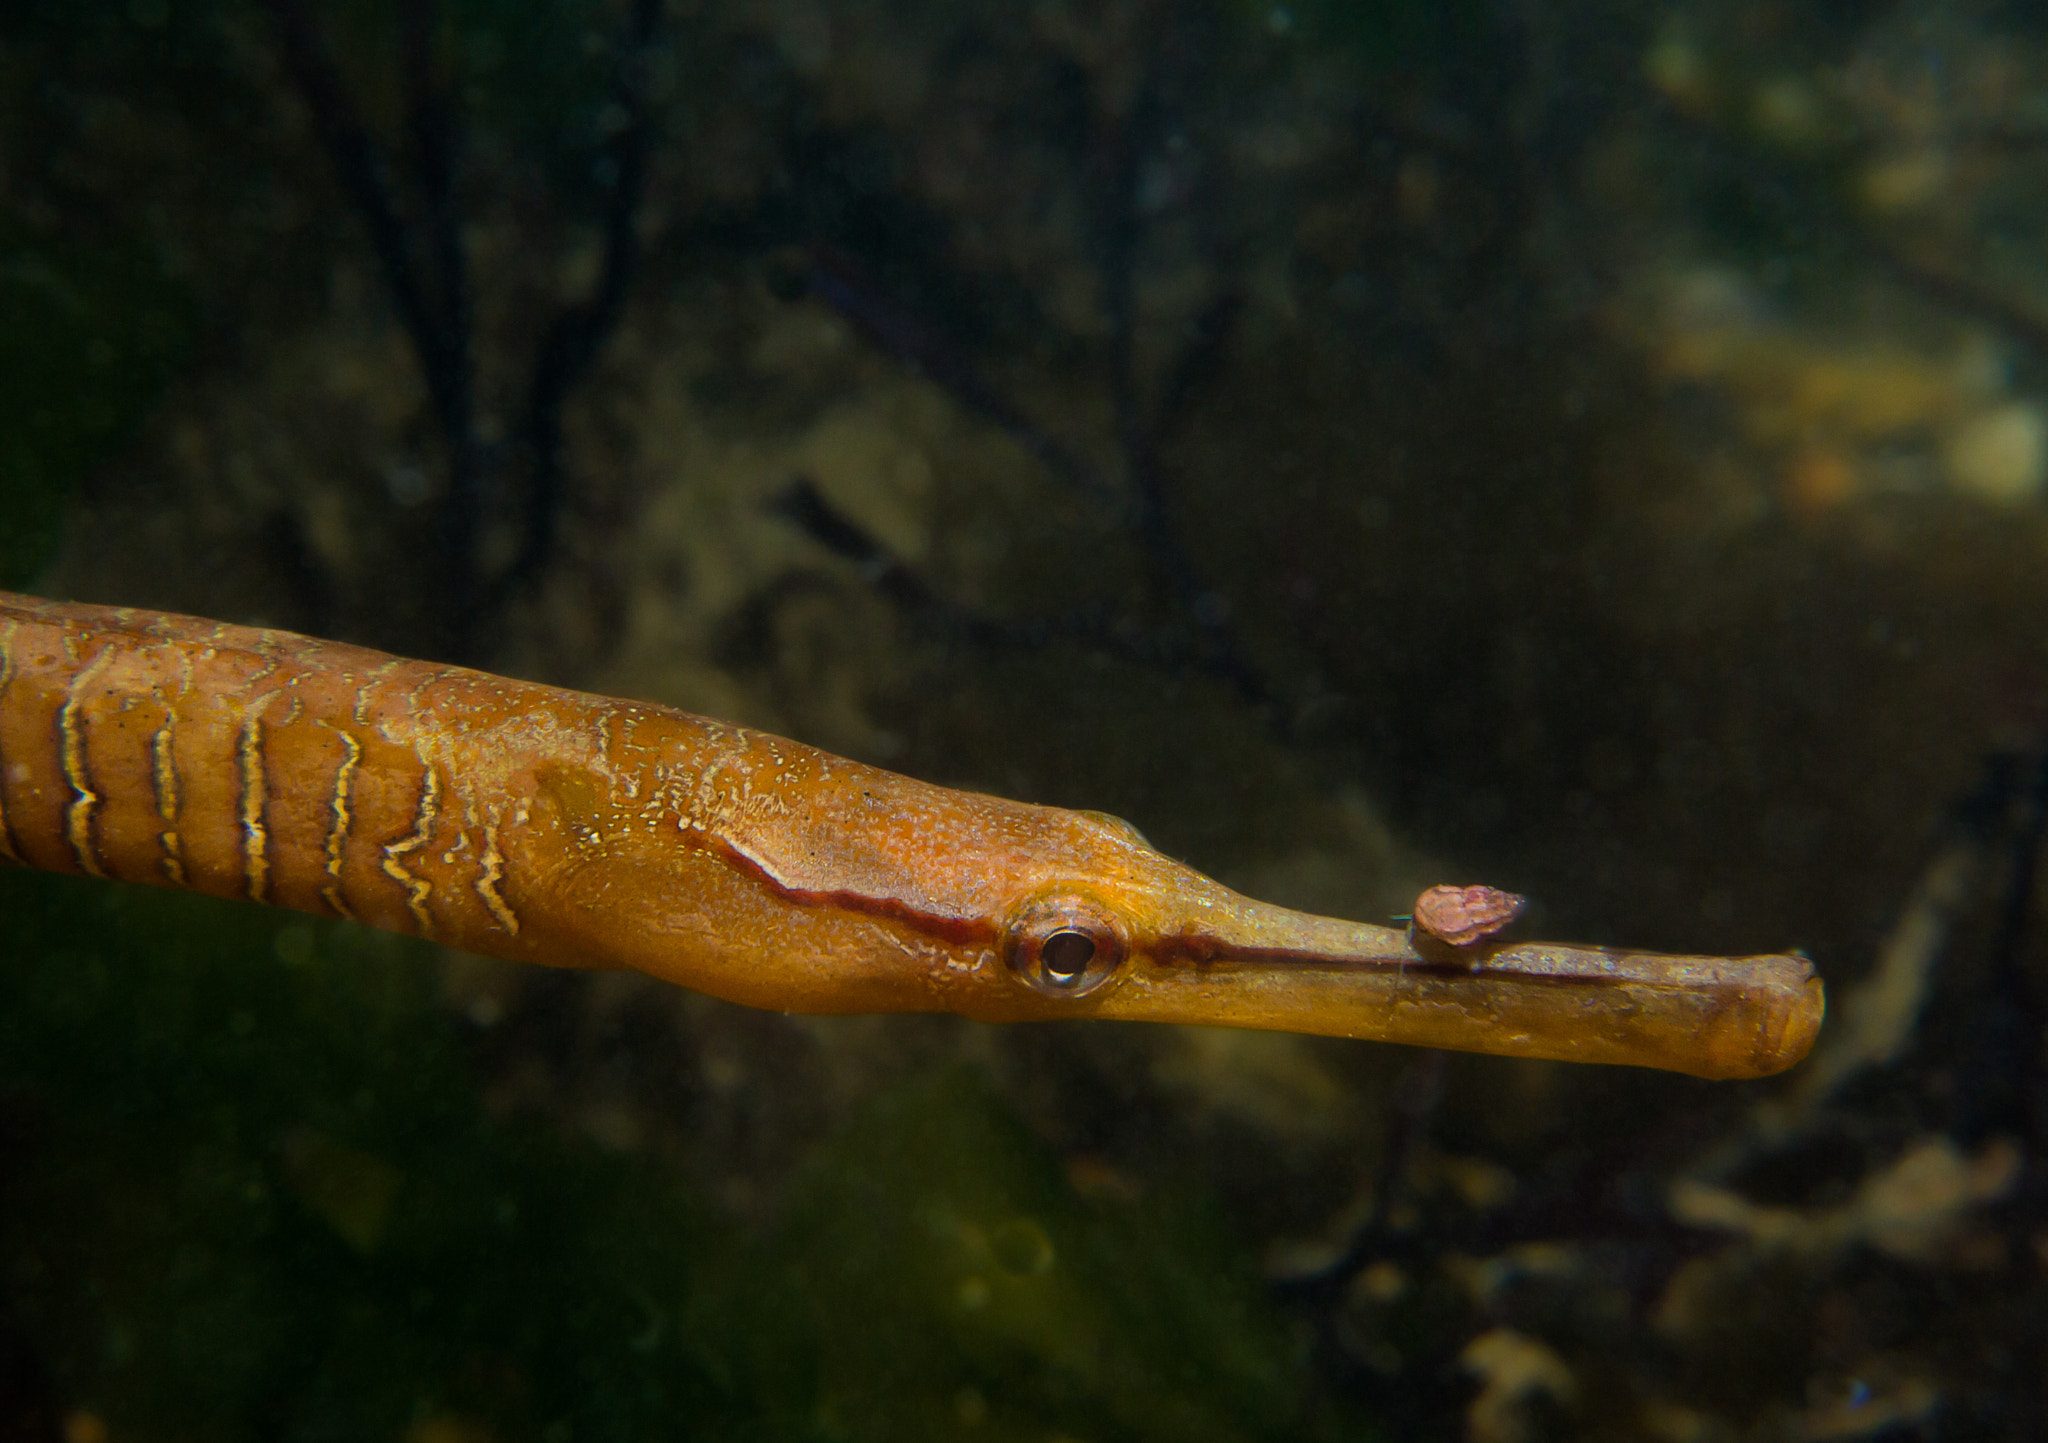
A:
[[772, 1070, 1347, 1443], [0, 870, 735, 1441], [0, 871, 1356, 1442]]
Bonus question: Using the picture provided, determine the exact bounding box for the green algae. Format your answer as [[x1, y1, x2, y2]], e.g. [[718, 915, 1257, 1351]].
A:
[[0, 871, 740, 1441], [0, 870, 1363, 1441], [768, 1068, 1353, 1443]]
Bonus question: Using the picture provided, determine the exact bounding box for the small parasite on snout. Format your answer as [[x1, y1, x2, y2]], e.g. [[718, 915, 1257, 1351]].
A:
[[1413, 884, 1527, 946]]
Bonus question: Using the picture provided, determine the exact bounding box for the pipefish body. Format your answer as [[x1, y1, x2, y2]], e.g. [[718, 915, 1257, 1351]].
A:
[[0, 591, 1822, 1079]]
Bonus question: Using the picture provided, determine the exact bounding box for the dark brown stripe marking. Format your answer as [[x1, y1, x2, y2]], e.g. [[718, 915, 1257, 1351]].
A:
[[60, 644, 118, 878], [239, 695, 276, 903], [381, 759, 441, 936], [321, 723, 362, 921], [475, 817, 519, 934], [151, 714, 186, 886]]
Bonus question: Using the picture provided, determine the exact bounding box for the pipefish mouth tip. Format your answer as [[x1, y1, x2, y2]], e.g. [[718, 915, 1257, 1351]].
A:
[[1700, 955, 1824, 1080], [1775, 964, 1828, 1071]]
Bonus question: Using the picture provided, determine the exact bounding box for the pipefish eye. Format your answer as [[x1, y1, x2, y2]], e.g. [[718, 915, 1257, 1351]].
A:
[[1005, 894, 1128, 998], [1041, 930, 1096, 980]]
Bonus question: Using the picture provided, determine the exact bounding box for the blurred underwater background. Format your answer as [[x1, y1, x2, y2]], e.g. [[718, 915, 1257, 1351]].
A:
[[5, 0, 2048, 1437]]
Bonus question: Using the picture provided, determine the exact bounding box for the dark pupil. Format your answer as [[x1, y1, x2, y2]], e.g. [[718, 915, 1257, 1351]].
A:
[[1040, 930, 1097, 981]]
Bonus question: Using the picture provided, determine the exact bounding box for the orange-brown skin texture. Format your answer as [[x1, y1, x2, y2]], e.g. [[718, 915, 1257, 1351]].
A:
[[0, 593, 1823, 1078]]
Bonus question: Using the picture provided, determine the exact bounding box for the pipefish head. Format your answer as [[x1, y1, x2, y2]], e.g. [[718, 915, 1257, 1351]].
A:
[[960, 811, 1823, 1081]]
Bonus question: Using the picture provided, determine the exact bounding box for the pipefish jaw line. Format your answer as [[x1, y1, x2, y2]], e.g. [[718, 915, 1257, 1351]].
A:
[[0, 591, 1823, 1080], [566, 780, 1820, 1079], [926, 863, 1823, 1081]]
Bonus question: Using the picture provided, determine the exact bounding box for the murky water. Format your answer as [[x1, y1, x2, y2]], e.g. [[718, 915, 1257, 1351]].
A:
[[4, 2, 2045, 1438]]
